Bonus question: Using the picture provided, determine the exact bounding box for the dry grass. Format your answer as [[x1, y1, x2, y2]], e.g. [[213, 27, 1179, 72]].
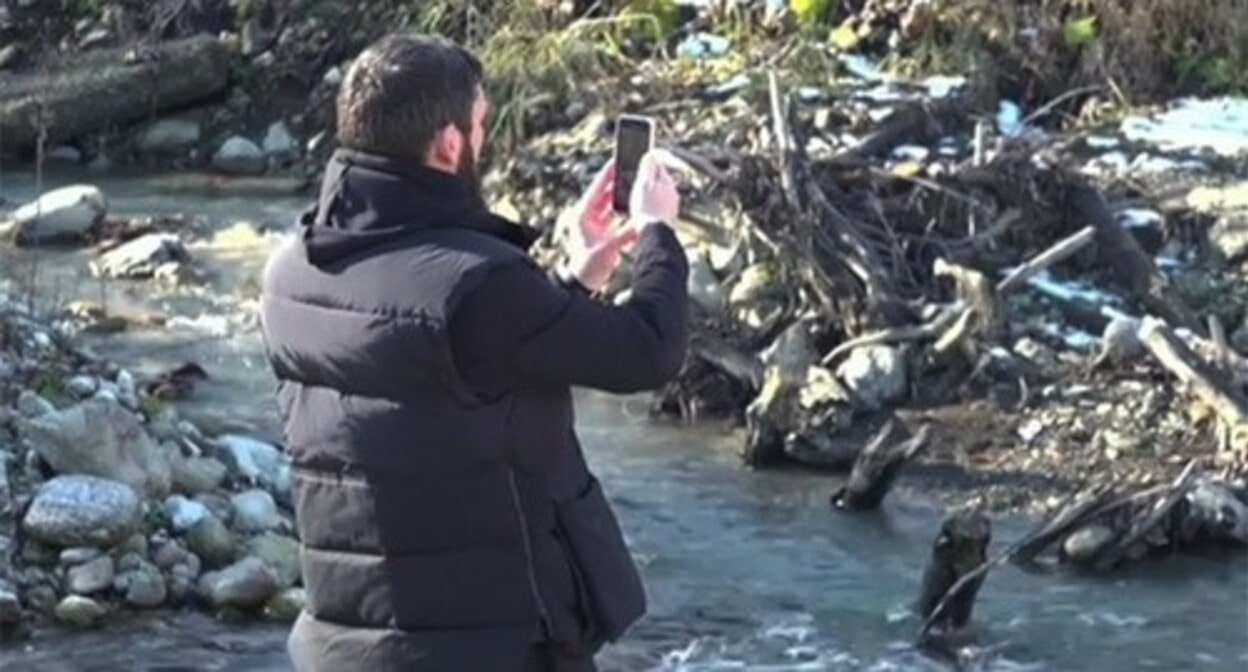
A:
[[894, 0, 1248, 112]]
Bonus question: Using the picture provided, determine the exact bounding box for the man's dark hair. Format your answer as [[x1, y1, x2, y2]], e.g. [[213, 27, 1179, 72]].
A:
[[336, 34, 484, 160]]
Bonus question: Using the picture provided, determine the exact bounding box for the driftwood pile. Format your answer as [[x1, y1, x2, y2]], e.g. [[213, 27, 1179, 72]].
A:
[[494, 63, 1247, 652]]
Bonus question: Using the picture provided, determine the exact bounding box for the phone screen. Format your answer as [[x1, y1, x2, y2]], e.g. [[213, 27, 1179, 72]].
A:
[[613, 117, 653, 213]]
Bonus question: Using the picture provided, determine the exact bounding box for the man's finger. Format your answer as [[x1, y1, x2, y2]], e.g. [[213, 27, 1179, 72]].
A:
[[581, 160, 616, 208]]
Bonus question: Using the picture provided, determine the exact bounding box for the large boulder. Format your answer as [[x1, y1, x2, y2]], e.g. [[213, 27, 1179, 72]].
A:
[[22, 475, 142, 548], [17, 395, 172, 498], [2, 185, 107, 245]]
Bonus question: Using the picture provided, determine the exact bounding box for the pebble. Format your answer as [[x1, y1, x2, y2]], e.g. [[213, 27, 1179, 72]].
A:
[[59, 547, 102, 565], [67, 555, 115, 595], [16, 390, 56, 418], [55, 595, 107, 627], [231, 489, 280, 533]]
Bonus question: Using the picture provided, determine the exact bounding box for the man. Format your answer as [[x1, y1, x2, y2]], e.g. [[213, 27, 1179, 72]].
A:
[[258, 34, 689, 671]]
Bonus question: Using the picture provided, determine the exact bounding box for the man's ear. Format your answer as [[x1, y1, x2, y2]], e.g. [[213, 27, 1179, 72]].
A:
[[426, 123, 463, 172]]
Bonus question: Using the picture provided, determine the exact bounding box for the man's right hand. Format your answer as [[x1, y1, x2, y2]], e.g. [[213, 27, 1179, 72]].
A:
[[629, 151, 680, 226]]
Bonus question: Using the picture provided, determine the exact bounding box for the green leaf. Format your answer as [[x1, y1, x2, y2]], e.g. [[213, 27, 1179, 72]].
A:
[[1063, 15, 1099, 49], [829, 23, 860, 50], [791, 0, 837, 27]]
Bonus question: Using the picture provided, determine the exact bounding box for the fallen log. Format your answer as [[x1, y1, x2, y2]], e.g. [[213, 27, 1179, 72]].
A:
[[1009, 483, 1118, 565], [1065, 182, 1201, 333], [832, 421, 931, 511], [1090, 461, 1201, 570], [1138, 317, 1248, 454], [0, 36, 230, 153]]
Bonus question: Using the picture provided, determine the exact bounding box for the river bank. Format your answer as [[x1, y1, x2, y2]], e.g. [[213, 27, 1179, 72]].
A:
[[1, 0, 1247, 667]]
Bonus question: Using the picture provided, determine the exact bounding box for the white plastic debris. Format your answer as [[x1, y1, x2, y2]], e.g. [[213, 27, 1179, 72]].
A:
[[1121, 96, 1248, 157], [1115, 208, 1163, 229], [997, 101, 1026, 138]]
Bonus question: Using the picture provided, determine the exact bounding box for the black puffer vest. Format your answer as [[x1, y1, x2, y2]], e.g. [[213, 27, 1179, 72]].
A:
[[259, 150, 643, 671]]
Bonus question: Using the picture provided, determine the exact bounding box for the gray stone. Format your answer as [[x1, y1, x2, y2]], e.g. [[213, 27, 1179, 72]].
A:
[[4, 185, 107, 244], [164, 494, 210, 533], [115, 532, 148, 558], [262, 121, 296, 159], [197, 556, 278, 611], [246, 532, 301, 588], [264, 587, 305, 622], [835, 345, 907, 410], [116, 551, 145, 573], [16, 390, 56, 418], [687, 255, 726, 314], [152, 541, 190, 570], [1208, 210, 1248, 262], [67, 555, 114, 594], [25, 585, 58, 615], [0, 353, 15, 381], [213, 435, 290, 498], [19, 540, 59, 566], [22, 475, 142, 548], [0, 44, 21, 70], [54, 595, 106, 627], [66, 376, 99, 398], [212, 137, 265, 176], [46, 146, 82, 164], [1062, 524, 1117, 565], [0, 586, 20, 627], [139, 119, 202, 153], [322, 66, 343, 87], [230, 489, 279, 533], [59, 546, 102, 565], [17, 396, 172, 498], [194, 493, 234, 524], [91, 233, 190, 280], [172, 457, 227, 495], [185, 515, 235, 569], [115, 369, 139, 410], [123, 565, 167, 608]]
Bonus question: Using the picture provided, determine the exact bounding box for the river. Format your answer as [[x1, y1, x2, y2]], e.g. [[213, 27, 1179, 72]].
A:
[[1, 169, 1246, 671]]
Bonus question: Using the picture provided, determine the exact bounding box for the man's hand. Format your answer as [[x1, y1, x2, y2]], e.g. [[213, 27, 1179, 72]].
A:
[[557, 159, 640, 293]]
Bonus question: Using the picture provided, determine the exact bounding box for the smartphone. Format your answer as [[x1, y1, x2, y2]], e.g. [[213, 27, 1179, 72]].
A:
[[612, 114, 656, 214]]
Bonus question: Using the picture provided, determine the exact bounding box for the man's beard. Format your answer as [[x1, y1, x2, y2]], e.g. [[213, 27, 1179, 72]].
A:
[[456, 138, 484, 207]]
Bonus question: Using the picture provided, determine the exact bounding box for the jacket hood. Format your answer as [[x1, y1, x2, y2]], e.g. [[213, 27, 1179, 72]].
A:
[[300, 148, 541, 266]]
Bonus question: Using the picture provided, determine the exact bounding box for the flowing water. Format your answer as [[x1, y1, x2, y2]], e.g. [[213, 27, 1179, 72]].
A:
[[1, 169, 1246, 671]]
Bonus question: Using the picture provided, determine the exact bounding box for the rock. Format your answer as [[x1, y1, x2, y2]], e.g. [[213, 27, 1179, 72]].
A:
[[54, 595, 106, 627], [212, 137, 265, 176], [761, 318, 818, 383], [67, 555, 114, 595], [91, 233, 191, 280], [172, 456, 227, 495], [58, 546, 102, 565], [20, 539, 59, 565], [1062, 524, 1117, 565], [1208, 211, 1248, 262], [835, 345, 908, 410], [687, 255, 726, 314], [168, 564, 198, 603], [322, 66, 343, 87], [66, 375, 99, 398], [246, 532, 301, 588], [138, 119, 202, 153], [22, 475, 142, 548], [0, 44, 21, 70], [213, 435, 290, 498], [185, 515, 235, 569], [262, 121, 297, 160], [264, 587, 305, 622], [0, 353, 14, 381], [25, 585, 58, 615], [1185, 479, 1248, 544], [115, 370, 138, 410], [152, 541, 190, 570], [230, 489, 280, 533], [240, 18, 271, 57], [15, 390, 55, 418], [17, 396, 172, 498], [197, 556, 278, 611], [122, 563, 167, 608], [116, 532, 149, 558], [195, 493, 234, 524], [164, 494, 210, 533], [4, 185, 107, 245], [46, 146, 83, 164], [0, 585, 20, 628]]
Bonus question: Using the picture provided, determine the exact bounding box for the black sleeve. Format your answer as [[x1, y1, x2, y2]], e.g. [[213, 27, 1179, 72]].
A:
[[449, 223, 689, 396]]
